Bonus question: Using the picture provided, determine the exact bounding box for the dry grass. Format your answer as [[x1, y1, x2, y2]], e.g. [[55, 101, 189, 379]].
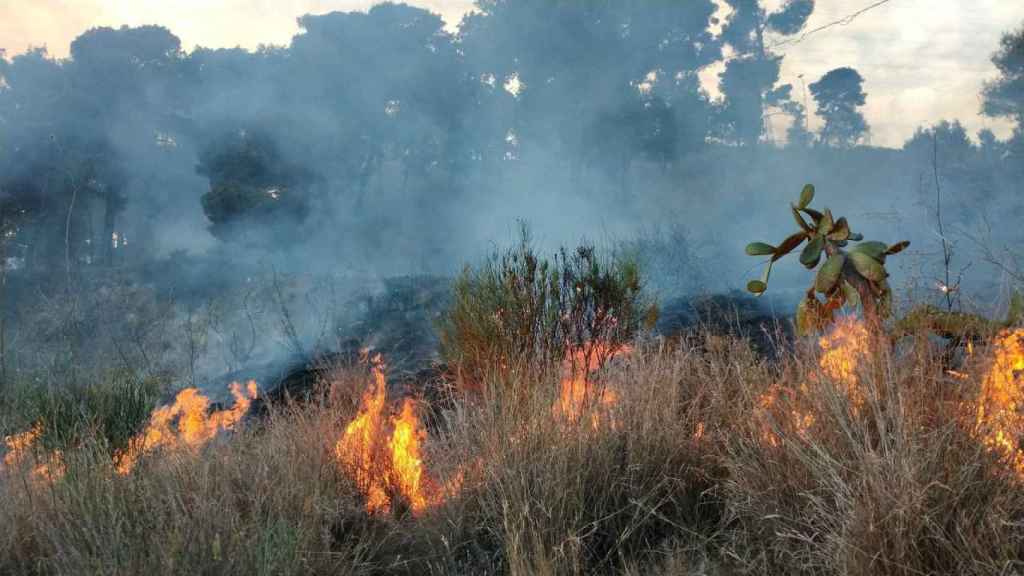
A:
[[2, 328, 1023, 575]]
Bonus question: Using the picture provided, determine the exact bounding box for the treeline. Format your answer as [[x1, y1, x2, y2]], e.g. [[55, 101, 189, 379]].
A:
[[0, 1, 1021, 287]]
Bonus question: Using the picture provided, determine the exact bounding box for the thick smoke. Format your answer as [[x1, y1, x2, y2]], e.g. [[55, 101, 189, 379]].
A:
[[0, 2, 1022, 388]]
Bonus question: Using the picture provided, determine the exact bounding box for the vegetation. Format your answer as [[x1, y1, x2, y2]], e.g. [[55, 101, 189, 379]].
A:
[[0, 369, 164, 455], [3, 320, 1024, 574], [2, 3, 1024, 575], [438, 227, 656, 391], [745, 184, 910, 334]]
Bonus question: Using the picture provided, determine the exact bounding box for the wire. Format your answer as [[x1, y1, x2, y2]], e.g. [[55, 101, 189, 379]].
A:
[[768, 0, 897, 51]]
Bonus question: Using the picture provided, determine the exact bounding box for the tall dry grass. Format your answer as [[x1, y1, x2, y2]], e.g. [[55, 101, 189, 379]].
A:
[[1, 327, 1022, 575]]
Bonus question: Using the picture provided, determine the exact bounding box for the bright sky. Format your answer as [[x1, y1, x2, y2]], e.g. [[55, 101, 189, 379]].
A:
[[1, 0, 1020, 147]]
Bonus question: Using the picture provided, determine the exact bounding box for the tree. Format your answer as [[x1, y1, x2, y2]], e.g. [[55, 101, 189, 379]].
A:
[[197, 128, 314, 245], [809, 67, 868, 148], [716, 0, 815, 146], [460, 0, 721, 177], [68, 26, 186, 266], [983, 23, 1024, 128]]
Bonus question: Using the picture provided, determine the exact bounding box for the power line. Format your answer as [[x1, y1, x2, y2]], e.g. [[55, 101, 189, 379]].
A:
[[768, 0, 897, 51]]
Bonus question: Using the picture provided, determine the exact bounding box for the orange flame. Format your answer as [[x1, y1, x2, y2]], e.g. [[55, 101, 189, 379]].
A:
[[554, 343, 630, 429], [2, 424, 42, 470], [32, 450, 65, 483], [116, 381, 258, 475], [975, 329, 1024, 476], [389, 399, 429, 513], [1, 424, 64, 483], [760, 318, 871, 446], [335, 355, 451, 516], [817, 316, 872, 407], [758, 384, 815, 447]]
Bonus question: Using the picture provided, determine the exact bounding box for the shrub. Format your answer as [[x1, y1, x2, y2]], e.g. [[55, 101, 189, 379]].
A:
[[437, 227, 656, 390], [1, 368, 165, 454]]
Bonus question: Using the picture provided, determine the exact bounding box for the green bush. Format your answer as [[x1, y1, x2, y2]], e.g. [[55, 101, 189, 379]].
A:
[[1, 369, 165, 454], [438, 227, 656, 390]]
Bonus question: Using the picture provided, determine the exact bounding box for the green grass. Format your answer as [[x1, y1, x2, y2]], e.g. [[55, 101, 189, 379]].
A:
[[1, 369, 165, 454]]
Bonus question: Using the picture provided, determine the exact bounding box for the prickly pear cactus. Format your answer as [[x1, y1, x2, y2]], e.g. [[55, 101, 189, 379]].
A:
[[745, 184, 910, 336]]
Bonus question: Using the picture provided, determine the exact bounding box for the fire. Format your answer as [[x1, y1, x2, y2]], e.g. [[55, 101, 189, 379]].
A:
[[335, 355, 448, 516], [1, 424, 65, 483], [817, 316, 872, 407], [116, 381, 259, 475], [388, 400, 429, 513], [975, 329, 1024, 476], [760, 317, 872, 446], [758, 384, 815, 447], [554, 343, 631, 429], [32, 451, 65, 483], [2, 424, 42, 470]]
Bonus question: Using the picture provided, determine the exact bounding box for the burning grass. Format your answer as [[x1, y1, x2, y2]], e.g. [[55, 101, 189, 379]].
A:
[[333, 354, 456, 516], [115, 380, 259, 475], [975, 328, 1024, 477], [2, 325, 1024, 574]]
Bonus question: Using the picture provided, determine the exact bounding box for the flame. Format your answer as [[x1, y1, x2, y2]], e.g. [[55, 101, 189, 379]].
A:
[[389, 399, 429, 513], [817, 316, 872, 407], [975, 329, 1024, 476], [336, 357, 392, 514], [2, 424, 42, 470], [32, 450, 64, 483], [758, 384, 815, 447], [116, 381, 259, 475], [553, 343, 631, 429], [1, 424, 64, 483], [760, 318, 872, 446], [335, 355, 452, 516]]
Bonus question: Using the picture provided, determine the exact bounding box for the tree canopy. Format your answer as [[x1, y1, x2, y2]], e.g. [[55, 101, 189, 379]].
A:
[[810, 67, 869, 148]]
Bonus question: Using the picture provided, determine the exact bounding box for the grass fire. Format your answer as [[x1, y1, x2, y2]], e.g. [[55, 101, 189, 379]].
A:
[[2, 3, 1024, 574]]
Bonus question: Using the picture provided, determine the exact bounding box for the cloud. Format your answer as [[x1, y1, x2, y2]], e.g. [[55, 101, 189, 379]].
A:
[[0, 0, 475, 57], [772, 0, 1020, 145]]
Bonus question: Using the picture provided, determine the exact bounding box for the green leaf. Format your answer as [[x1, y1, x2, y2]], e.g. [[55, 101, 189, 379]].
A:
[[849, 251, 888, 282], [747, 280, 767, 294], [849, 241, 888, 261], [815, 253, 846, 294], [801, 207, 824, 226], [773, 232, 807, 261], [817, 208, 835, 236], [798, 184, 815, 209], [746, 242, 777, 256], [827, 217, 850, 242], [799, 235, 824, 269], [885, 240, 910, 256]]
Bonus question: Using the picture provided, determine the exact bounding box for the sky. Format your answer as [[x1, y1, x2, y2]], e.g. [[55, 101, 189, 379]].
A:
[[0, 0, 1020, 148]]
